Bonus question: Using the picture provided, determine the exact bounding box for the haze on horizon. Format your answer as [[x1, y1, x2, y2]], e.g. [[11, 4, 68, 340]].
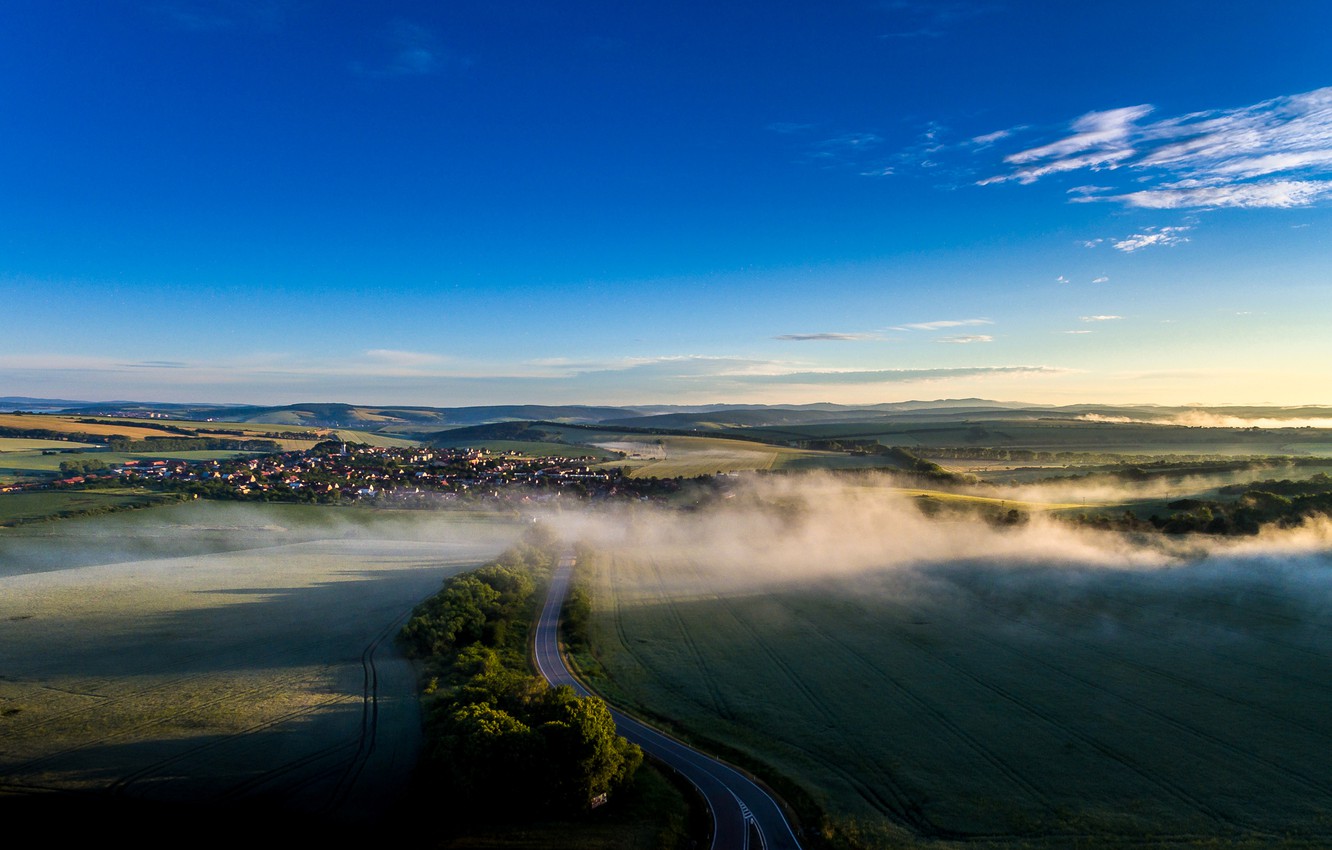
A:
[[3, 2, 1330, 408]]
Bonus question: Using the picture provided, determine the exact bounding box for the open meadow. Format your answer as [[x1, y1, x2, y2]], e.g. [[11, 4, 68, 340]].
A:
[[0, 502, 520, 827], [569, 477, 1332, 848], [588, 435, 905, 478]]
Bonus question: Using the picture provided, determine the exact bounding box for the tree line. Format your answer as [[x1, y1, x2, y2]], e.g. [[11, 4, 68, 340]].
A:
[[399, 529, 642, 819]]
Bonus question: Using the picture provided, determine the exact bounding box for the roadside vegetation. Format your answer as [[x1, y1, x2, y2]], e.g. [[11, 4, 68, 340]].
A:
[[398, 528, 651, 835]]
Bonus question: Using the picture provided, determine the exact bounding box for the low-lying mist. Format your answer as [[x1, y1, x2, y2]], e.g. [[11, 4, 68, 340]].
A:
[[0, 501, 521, 579], [546, 472, 1332, 601]]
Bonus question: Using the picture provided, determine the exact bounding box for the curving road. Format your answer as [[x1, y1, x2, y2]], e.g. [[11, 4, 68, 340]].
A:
[[534, 555, 803, 850]]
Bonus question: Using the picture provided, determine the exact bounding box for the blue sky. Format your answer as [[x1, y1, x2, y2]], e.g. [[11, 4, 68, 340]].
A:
[[3, 1, 1330, 406]]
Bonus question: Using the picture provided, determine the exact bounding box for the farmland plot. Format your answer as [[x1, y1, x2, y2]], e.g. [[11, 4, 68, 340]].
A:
[[582, 543, 1332, 848], [0, 503, 519, 824]]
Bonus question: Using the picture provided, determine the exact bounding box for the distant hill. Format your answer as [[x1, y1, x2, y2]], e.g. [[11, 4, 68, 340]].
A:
[[53, 402, 644, 431], [1, 397, 103, 412], [16, 397, 1332, 437]]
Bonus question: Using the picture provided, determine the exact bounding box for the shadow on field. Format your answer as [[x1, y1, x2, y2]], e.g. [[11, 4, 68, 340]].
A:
[[0, 792, 398, 849]]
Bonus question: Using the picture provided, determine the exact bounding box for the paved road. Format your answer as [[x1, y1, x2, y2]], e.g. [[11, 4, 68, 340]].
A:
[[534, 555, 803, 850]]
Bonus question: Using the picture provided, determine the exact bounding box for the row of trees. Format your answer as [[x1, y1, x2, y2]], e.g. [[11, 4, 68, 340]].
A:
[[400, 532, 642, 818], [102, 436, 282, 452]]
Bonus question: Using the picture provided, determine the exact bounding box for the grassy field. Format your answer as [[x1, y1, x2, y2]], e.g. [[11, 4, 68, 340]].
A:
[[577, 526, 1332, 848], [583, 435, 907, 478], [0, 413, 188, 439], [0, 437, 103, 452], [734, 419, 1332, 458], [0, 488, 182, 525], [0, 412, 415, 450], [0, 502, 522, 826]]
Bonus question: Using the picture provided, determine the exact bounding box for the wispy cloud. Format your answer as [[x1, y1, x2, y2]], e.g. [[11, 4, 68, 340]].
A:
[[0, 350, 1070, 404], [1112, 225, 1192, 252], [363, 348, 448, 369], [892, 318, 993, 331], [972, 128, 1016, 146], [1080, 315, 1122, 322], [874, 0, 992, 39], [809, 132, 886, 167], [734, 365, 1061, 385], [977, 87, 1332, 209], [1091, 276, 1110, 284], [350, 19, 466, 78], [774, 332, 878, 342], [935, 334, 993, 344]]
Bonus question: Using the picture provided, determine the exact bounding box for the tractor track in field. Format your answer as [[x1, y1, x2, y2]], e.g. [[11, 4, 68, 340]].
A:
[[322, 611, 403, 811], [0, 638, 325, 741], [1031, 611, 1331, 741], [780, 604, 1056, 820], [666, 561, 1052, 838], [5, 673, 324, 778], [724, 610, 943, 836], [928, 591, 1332, 801], [107, 608, 405, 810], [1069, 582, 1332, 669], [953, 586, 1332, 751], [879, 616, 1265, 834], [668, 567, 947, 834], [648, 556, 736, 722], [104, 693, 354, 798]]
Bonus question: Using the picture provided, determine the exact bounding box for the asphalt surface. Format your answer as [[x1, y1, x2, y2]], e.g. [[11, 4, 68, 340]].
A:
[[534, 555, 804, 850]]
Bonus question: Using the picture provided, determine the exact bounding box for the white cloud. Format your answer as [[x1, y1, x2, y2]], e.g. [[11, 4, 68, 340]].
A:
[[972, 128, 1015, 145], [978, 87, 1332, 209], [1005, 105, 1153, 165], [1112, 225, 1192, 252], [893, 318, 993, 331], [363, 349, 447, 368], [935, 334, 993, 344], [1061, 330, 1093, 334], [1080, 315, 1122, 322], [733, 365, 1062, 385], [1056, 275, 1070, 284], [1090, 179, 1332, 210], [1091, 276, 1110, 284], [774, 332, 878, 341]]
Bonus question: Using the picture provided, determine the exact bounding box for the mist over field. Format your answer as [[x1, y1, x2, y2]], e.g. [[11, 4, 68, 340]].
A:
[[558, 473, 1332, 844], [0, 503, 522, 833], [554, 472, 1332, 672], [4, 473, 1331, 844], [552, 471, 1332, 584]]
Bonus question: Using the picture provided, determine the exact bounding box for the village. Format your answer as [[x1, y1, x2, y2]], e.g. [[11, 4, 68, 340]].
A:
[[30, 441, 691, 506]]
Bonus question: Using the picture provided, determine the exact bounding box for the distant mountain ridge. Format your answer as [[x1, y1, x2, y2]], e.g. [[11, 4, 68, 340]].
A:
[[7, 397, 1332, 436]]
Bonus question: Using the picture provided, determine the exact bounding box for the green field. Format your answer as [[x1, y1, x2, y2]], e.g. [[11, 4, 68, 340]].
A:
[[579, 435, 905, 478], [732, 419, 1332, 458], [0, 502, 523, 829], [0, 437, 103, 452], [578, 532, 1332, 848], [0, 488, 182, 525]]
